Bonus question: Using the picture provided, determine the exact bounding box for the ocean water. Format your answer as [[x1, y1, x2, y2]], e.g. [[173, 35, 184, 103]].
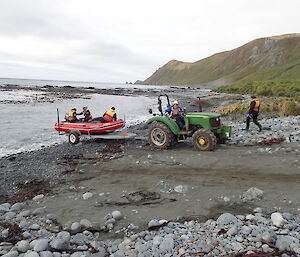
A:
[[0, 78, 159, 158], [0, 78, 170, 90]]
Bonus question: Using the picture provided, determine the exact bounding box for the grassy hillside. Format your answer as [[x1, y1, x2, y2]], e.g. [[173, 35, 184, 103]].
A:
[[137, 33, 300, 86], [215, 79, 300, 100]]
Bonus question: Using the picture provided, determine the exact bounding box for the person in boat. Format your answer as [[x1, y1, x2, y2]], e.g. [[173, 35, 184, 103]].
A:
[[93, 107, 117, 123], [80, 106, 92, 122], [67, 108, 80, 122], [164, 100, 185, 129]]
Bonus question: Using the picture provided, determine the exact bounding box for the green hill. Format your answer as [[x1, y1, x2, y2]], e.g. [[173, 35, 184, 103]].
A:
[[136, 33, 300, 86], [215, 79, 300, 100]]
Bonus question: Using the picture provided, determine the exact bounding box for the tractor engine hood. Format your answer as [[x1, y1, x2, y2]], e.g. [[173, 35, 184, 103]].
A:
[[185, 112, 220, 118]]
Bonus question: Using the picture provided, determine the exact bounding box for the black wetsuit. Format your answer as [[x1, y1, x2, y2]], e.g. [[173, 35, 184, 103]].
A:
[[83, 110, 92, 122], [246, 100, 262, 131]]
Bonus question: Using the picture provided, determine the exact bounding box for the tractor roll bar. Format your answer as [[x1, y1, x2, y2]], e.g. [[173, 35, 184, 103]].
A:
[[158, 94, 170, 116]]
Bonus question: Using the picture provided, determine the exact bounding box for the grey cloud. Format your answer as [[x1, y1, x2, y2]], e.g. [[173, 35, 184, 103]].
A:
[[0, 0, 299, 82], [0, 39, 159, 82], [0, 0, 86, 39], [73, 40, 158, 65]]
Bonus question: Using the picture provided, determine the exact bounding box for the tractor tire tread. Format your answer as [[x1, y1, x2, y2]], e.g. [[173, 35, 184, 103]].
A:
[[192, 128, 217, 151], [148, 121, 174, 149]]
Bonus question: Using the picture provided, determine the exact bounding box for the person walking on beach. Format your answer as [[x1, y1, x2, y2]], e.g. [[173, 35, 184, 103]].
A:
[[164, 100, 185, 129], [244, 95, 262, 131]]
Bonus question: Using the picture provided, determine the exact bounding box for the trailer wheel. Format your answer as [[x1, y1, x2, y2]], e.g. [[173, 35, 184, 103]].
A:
[[68, 132, 80, 144], [192, 129, 217, 151]]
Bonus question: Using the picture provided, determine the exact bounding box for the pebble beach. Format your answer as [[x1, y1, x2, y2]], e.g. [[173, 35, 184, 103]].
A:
[[0, 82, 300, 257]]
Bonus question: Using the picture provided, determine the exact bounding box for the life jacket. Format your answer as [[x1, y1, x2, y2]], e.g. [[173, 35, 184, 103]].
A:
[[68, 110, 76, 121], [103, 109, 115, 122], [171, 107, 179, 116], [249, 99, 260, 112]]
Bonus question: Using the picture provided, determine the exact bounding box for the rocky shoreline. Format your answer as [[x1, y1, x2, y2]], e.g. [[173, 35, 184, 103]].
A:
[[0, 84, 216, 105], [1, 85, 300, 256], [226, 116, 300, 145], [0, 114, 299, 256], [1, 198, 300, 257]]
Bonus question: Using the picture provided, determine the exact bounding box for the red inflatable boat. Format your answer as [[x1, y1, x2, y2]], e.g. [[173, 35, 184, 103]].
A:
[[54, 119, 125, 135]]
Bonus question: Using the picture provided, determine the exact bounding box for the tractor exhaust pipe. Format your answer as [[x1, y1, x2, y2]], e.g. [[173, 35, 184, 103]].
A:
[[197, 97, 203, 112]]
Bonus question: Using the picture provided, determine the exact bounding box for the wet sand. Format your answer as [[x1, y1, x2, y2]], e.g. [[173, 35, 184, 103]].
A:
[[24, 140, 300, 237]]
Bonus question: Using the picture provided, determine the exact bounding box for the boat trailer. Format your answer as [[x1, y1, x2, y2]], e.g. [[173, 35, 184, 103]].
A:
[[55, 108, 137, 144]]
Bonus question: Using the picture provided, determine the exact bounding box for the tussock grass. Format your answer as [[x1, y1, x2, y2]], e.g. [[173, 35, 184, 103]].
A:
[[215, 97, 300, 117], [215, 79, 300, 101]]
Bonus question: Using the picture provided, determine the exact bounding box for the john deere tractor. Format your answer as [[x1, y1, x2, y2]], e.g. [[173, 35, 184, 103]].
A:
[[147, 94, 231, 151]]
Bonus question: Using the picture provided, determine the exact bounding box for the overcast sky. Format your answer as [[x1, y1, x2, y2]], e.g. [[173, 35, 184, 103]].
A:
[[0, 0, 299, 83]]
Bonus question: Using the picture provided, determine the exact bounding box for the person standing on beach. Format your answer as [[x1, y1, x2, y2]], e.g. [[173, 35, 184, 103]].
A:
[[244, 96, 262, 131]]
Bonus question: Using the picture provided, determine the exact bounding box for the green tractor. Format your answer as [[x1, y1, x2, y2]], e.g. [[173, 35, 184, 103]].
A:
[[147, 94, 231, 151]]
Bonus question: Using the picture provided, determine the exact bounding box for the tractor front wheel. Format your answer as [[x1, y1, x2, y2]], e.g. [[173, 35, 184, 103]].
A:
[[148, 122, 174, 149], [192, 129, 217, 151]]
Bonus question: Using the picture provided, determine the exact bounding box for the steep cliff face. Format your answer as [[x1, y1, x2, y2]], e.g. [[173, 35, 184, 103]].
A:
[[137, 33, 300, 86]]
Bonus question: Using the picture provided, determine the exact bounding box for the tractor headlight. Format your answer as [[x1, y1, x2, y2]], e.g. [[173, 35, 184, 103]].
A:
[[210, 117, 221, 127]]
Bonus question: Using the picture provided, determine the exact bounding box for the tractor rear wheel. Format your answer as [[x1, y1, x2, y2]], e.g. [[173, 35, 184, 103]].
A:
[[148, 122, 174, 149], [192, 129, 217, 151]]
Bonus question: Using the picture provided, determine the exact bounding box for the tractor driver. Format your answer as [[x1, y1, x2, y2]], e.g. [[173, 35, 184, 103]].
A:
[[164, 100, 185, 129]]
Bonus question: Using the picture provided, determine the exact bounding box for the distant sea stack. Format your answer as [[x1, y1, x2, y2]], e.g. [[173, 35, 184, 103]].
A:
[[136, 33, 300, 86]]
